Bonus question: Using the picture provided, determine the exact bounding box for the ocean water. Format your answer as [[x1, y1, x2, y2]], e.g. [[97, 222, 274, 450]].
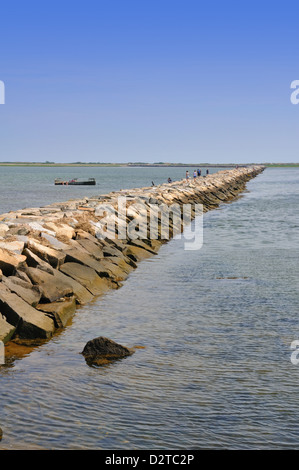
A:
[[0, 167, 299, 450], [0, 165, 219, 214]]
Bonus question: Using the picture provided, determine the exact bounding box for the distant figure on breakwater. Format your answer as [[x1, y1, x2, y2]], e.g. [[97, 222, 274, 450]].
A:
[[206, 169, 209, 175], [168, 177, 172, 183], [151, 181, 155, 186], [186, 171, 189, 182], [193, 170, 197, 179], [197, 168, 201, 176]]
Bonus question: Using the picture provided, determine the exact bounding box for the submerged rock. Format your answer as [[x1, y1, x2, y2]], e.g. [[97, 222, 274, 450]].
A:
[[82, 336, 134, 365]]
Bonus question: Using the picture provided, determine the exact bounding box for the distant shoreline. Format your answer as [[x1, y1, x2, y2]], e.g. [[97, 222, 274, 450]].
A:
[[0, 162, 297, 168]]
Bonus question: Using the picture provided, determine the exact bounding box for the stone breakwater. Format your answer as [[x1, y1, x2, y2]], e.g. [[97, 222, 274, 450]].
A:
[[0, 166, 264, 345]]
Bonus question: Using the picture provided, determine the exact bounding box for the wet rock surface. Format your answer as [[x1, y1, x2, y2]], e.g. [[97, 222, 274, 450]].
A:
[[82, 336, 134, 365]]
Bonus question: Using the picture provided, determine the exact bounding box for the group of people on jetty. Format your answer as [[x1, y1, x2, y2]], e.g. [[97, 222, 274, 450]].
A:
[[151, 168, 210, 187], [185, 168, 209, 182]]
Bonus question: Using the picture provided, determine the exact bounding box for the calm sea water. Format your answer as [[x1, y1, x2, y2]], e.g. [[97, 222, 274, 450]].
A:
[[0, 167, 298, 450], [0, 165, 220, 214]]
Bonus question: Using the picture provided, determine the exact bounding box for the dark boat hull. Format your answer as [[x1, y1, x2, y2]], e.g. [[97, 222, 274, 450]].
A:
[[54, 178, 96, 186], [68, 181, 96, 185]]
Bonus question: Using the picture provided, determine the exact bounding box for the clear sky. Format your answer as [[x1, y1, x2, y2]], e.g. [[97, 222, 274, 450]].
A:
[[0, 0, 298, 164]]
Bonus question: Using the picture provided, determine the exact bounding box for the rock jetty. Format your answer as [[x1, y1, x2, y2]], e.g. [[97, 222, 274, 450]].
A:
[[0, 166, 264, 346]]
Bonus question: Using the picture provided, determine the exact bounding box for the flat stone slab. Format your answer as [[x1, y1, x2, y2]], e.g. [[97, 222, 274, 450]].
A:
[[64, 244, 110, 275], [0, 248, 27, 276], [24, 247, 97, 306], [0, 240, 25, 254], [76, 238, 104, 259], [27, 239, 66, 268], [51, 269, 95, 305], [96, 257, 132, 280], [41, 233, 69, 250], [0, 223, 9, 237], [123, 245, 155, 262], [25, 267, 73, 303], [0, 283, 55, 339], [0, 314, 16, 344], [60, 262, 112, 296], [66, 239, 133, 281], [43, 222, 75, 239], [2, 275, 41, 307], [37, 296, 76, 328], [23, 255, 94, 305], [23, 248, 56, 273]]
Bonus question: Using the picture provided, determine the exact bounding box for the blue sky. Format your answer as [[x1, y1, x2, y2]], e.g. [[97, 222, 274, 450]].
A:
[[0, 0, 298, 164]]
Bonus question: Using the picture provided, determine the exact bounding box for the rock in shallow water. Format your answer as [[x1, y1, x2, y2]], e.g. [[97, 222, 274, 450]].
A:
[[81, 336, 134, 365]]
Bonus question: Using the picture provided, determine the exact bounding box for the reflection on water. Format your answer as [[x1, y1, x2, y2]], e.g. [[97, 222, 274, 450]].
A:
[[0, 168, 299, 449]]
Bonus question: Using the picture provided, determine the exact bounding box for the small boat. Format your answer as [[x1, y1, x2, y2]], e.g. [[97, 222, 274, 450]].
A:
[[68, 178, 96, 186], [54, 178, 96, 186]]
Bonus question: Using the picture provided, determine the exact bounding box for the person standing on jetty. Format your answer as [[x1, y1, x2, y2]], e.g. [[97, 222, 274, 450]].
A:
[[193, 170, 197, 179], [206, 169, 209, 175], [197, 168, 201, 176], [186, 170, 189, 182]]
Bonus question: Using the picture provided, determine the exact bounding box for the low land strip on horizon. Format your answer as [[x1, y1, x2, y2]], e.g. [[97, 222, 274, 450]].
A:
[[0, 162, 297, 167]]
